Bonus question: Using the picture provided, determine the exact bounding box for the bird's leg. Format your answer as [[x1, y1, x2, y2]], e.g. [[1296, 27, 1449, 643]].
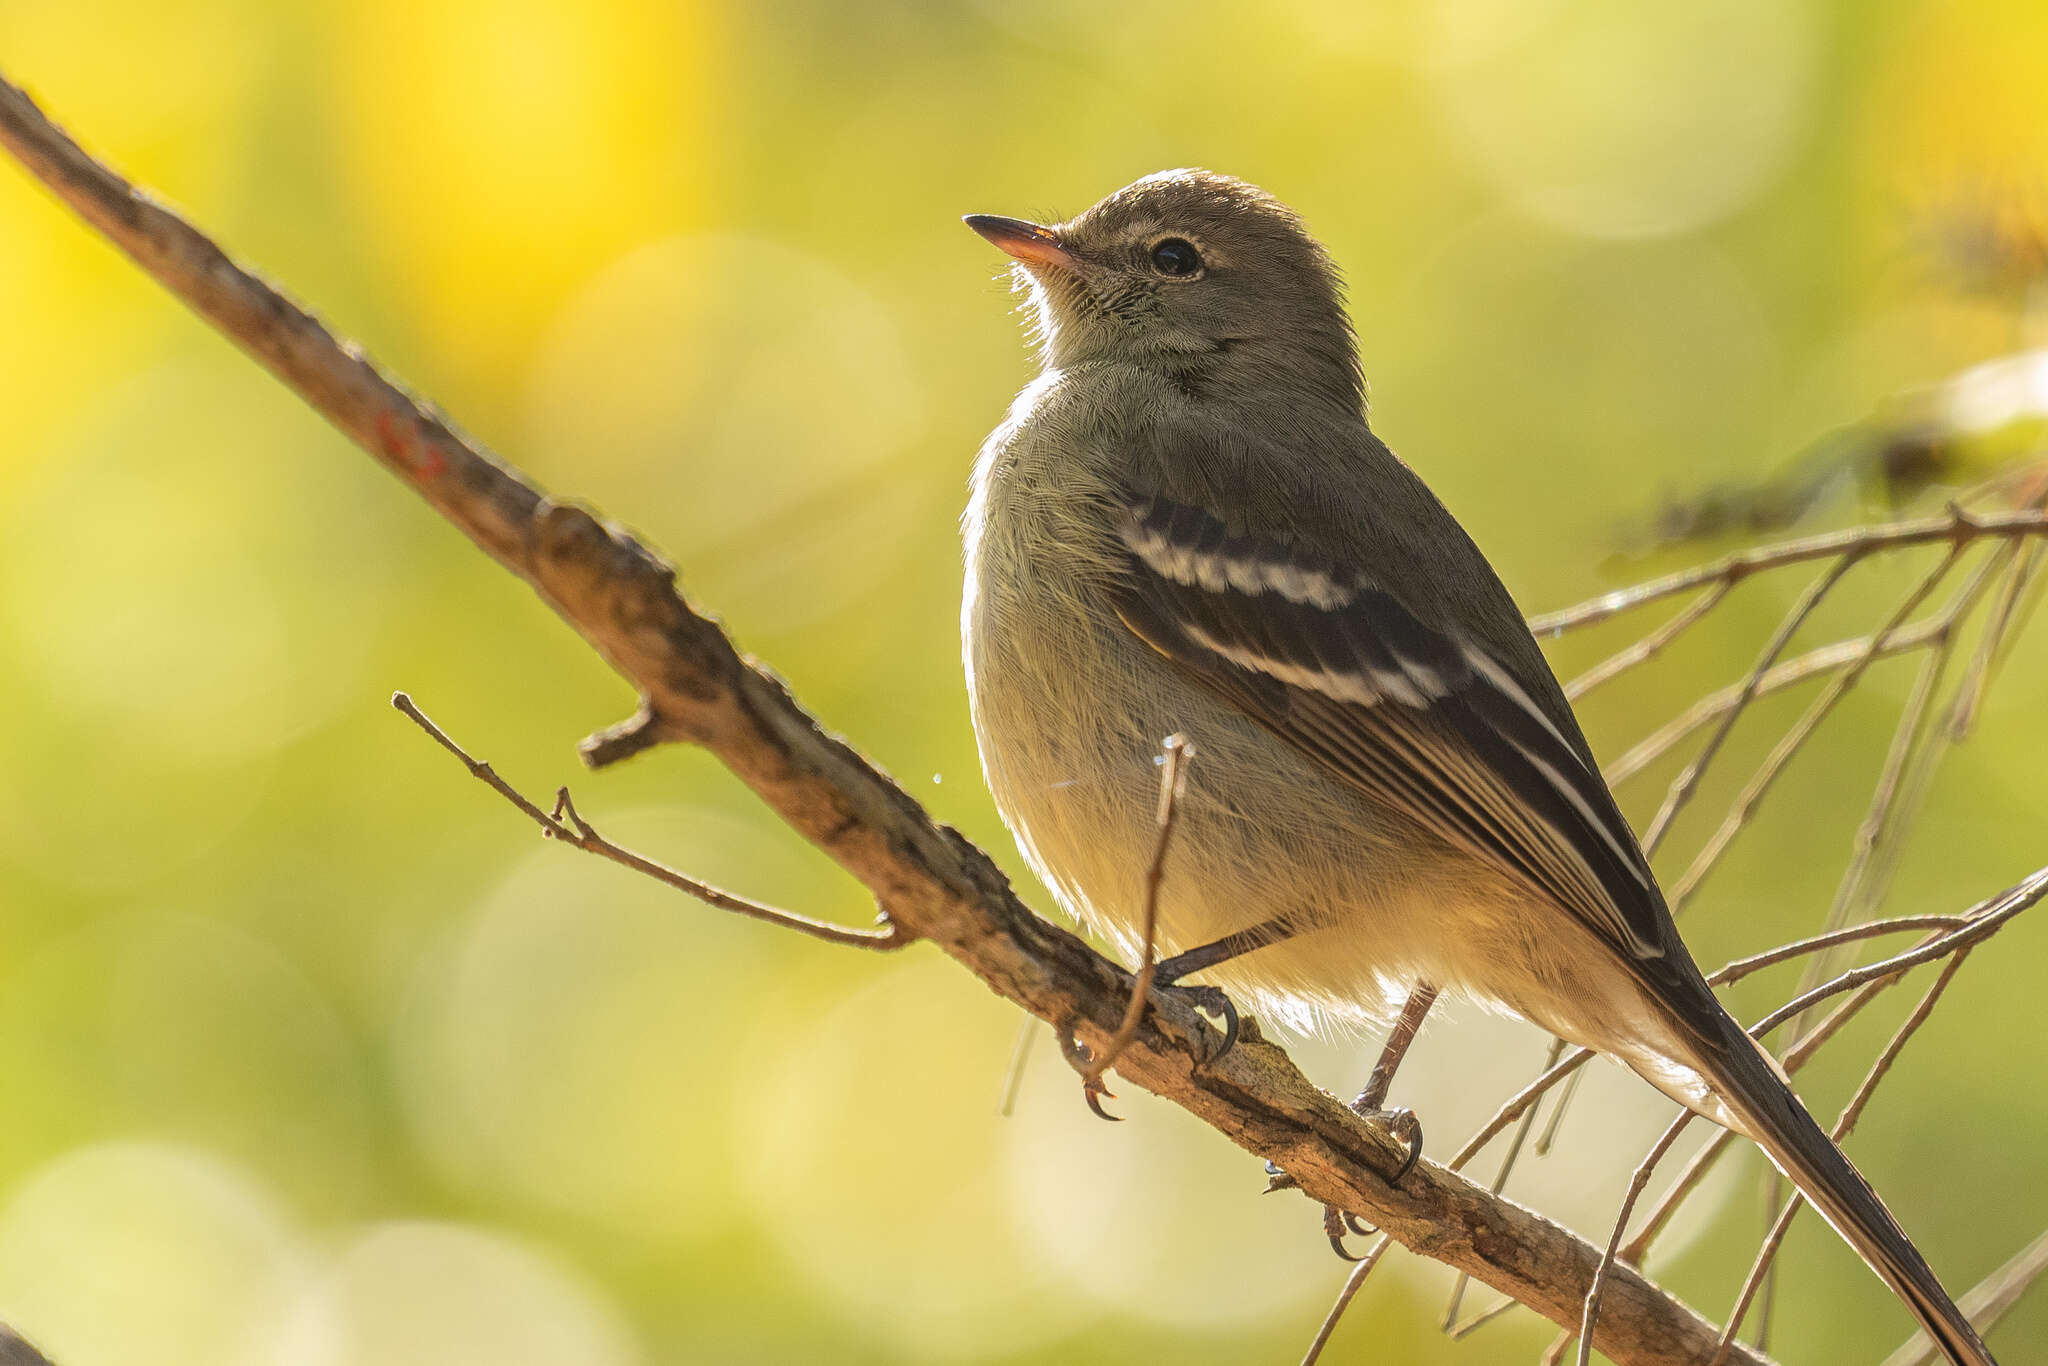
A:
[[1349, 981, 1436, 1174], [1059, 913, 1301, 1119], [1150, 914, 1299, 1061], [1323, 982, 1439, 1259]]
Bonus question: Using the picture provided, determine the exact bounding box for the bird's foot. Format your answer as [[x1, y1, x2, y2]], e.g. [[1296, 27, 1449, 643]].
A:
[[1322, 1203, 1379, 1261], [1162, 981, 1240, 1064], [1264, 1161, 1384, 1261], [1054, 1022, 1122, 1122], [1052, 980, 1242, 1121], [1350, 1102, 1424, 1184]]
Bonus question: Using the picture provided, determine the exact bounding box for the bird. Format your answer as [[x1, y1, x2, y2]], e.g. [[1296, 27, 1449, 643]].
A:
[[959, 168, 1995, 1365]]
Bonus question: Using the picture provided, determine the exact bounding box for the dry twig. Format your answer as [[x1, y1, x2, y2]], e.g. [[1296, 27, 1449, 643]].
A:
[[1882, 1230, 2048, 1366], [1079, 734, 1194, 1092]]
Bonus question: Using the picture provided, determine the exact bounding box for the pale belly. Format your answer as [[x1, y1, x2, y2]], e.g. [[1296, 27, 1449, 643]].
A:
[[962, 567, 1496, 1033]]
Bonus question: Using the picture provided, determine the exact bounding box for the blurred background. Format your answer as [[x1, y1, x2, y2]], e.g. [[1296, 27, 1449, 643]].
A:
[[3, 1, 2047, 1362]]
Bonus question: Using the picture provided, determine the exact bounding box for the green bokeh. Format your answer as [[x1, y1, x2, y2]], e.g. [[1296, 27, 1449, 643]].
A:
[[2, 2, 2045, 1362]]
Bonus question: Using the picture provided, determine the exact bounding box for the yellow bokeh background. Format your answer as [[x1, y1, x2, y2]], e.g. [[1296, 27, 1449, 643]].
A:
[[2, 2, 2047, 1363]]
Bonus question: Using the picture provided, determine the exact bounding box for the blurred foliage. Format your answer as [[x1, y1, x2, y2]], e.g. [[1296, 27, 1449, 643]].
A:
[[2, 1, 2048, 1363]]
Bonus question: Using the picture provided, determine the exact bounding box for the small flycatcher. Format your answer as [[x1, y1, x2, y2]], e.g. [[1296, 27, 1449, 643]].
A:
[[962, 169, 1993, 1365]]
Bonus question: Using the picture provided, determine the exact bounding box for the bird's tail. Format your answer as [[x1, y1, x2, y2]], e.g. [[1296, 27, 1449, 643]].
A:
[[1675, 1005, 1995, 1366]]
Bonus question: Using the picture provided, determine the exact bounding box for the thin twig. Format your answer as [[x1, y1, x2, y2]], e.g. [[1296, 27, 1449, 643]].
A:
[[1948, 537, 2045, 740], [1641, 556, 1861, 856], [1082, 735, 1193, 1085], [1445, 1292, 1522, 1340], [1712, 953, 1973, 1363], [1576, 1114, 1698, 1366], [1707, 916, 1971, 986], [1451, 1047, 1597, 1171], [1620, 1129, 1741, 1267], [1880, 1228, 2048, 1366], [1621, 947, 1948, 1265], [996, 1017, 1037, 1117], [1531, 505, 2048, 635], [1605, 619, 1949, 787], [1567, 582, 1734, 700], [392, 693, 913, 950], [1534, 1063, 1588, 1158], [1299, 1234, 1395, 1366], [1442, 1037, 1570, 1330], [1815, 540, 2017, 940], [1667, 546, 1964, 909], [1818, 641, 1963, 940], [1753, 866, 2048, 1040]]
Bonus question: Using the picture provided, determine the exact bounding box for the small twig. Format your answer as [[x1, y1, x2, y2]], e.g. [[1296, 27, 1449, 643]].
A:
[[392, 693, 913, 950], [1667, 546, 1964, 909], [1753, 865, 2048, 1040], [1622, 945, 1950, 1266], [1707, 916, 1970, 986], [1605, 619, 1949, 787], [1567, 582, 1733, 700], [1880, 1228, 2048, 1366], [1299, 1233, 1395, 1366], [1535, 1060, 1589, 1158], [1081, 735, 1193, 1087], [1577, 1113, 1697, 1366], [1451, 1046, 1597, 1172], [1712, 953, 1973, 1364], [1444, 1292, 1522, 1339], [1620, 1128, 1740, 1267], [1641, 556, 1861, 856], [1820, 640, 1962, 935], [1442, 1037, 1568, 1329], [1800, 539, 2019, 993], [1948, 536, 2045, 740], [996, 1017, 1037, 1117], [1531, 504, 2048, 635]]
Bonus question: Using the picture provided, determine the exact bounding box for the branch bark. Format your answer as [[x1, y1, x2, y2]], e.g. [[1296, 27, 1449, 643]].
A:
[[0, 69, 1798, 1365], [0, 1326, 54, 1366]]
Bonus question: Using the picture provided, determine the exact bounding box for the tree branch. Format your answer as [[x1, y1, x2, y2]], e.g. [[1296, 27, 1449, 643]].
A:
[[0, 1326, 55, 1366]]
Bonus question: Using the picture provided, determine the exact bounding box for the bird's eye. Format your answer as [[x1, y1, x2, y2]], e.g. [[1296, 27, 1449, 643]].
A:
[[1149, 238, 1202, 277]]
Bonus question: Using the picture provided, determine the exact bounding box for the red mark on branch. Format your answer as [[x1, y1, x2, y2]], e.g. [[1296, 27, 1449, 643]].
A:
[[375, 409, 446, 480]]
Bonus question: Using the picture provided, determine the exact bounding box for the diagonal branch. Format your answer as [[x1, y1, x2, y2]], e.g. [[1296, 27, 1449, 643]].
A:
[[0, 69, 1777, 1366]]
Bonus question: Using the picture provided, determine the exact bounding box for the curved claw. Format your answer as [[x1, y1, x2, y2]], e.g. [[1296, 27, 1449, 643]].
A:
[[1352, 1105, 1424, 1183], [1392, 1115, 1423, 1183], [1168, 983, 1241, 1064], [1055, 1018, 1123, 1121], [1323, 1204, 1365, 1262], [1342, 1210, 1378, 1238]]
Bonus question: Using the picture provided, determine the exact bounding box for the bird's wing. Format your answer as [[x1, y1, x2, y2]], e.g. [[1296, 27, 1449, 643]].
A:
[[1111, 491, 1670, 963]]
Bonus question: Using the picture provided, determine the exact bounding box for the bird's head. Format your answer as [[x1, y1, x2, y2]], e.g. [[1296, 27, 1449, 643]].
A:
[[966, 169, 1361, 412]]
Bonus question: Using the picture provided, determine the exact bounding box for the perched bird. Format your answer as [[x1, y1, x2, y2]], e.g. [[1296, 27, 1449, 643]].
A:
[[961, 169, 1995, 1365]]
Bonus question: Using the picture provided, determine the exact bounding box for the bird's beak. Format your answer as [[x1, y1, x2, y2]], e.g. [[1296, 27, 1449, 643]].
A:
[[963, 214, 1075, 270]]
